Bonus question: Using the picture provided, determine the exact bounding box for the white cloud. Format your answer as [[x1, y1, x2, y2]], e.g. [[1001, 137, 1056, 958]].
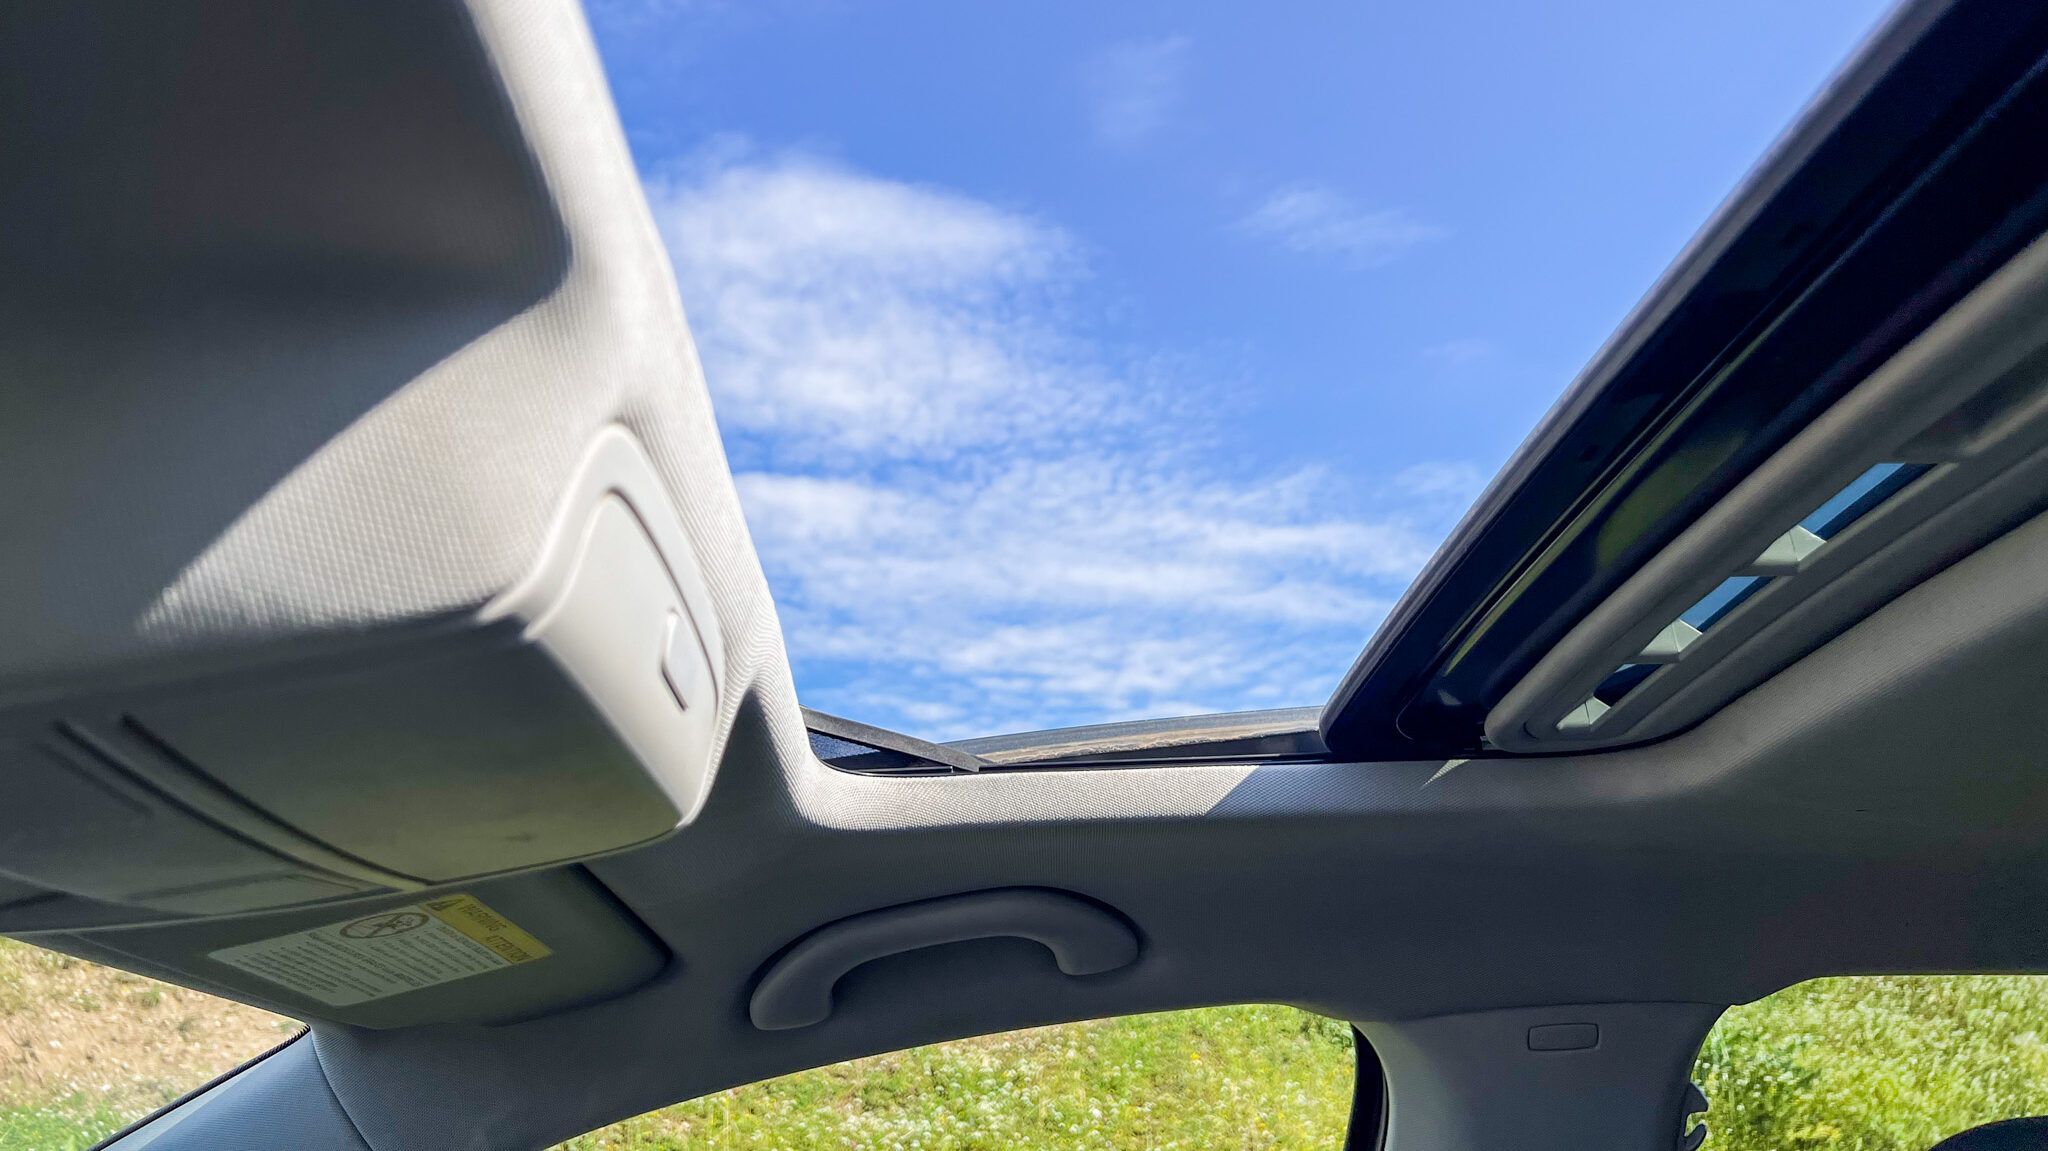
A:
[[1081, 36, 1192, 146], [650, 150, 1473, 739], [649, 154, 1114, 460], [1238, 184, 1443, 265]]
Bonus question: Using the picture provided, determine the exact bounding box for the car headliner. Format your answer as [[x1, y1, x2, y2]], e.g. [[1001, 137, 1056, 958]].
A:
[[6, 1, 2048, 1149]]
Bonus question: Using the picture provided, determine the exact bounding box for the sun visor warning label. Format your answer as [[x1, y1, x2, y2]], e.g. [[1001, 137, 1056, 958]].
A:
[[208, 894, 552, 1007]]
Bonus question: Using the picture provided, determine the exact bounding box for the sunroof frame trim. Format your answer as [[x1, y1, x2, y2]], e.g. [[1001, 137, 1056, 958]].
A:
[[1487, 229, 2048, 752], [1319, 0, 2048, 760]]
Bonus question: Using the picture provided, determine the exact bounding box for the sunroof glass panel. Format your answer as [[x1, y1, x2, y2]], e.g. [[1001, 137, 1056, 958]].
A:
[[1680, 575, 1768, 631], [1800, 462, 1929, 540], [1593, 662, 1657, 705]]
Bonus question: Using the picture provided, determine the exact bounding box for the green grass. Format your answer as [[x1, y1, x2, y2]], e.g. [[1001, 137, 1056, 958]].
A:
[[0, 937, 297, 1151], [12, 967, 2048, 1149], [0, 1098, 130, 1151], [561, 978, 2048, 1151], [1698, 976, 2048, 1151], [556, 1006, 1358, 1151]]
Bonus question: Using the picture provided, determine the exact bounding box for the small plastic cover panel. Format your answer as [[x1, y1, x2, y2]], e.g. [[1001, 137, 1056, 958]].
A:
[[0, 0, 786, 921]]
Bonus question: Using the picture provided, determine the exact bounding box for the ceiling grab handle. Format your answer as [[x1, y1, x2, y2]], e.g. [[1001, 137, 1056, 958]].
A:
[[748, 888, 1140, 1031]]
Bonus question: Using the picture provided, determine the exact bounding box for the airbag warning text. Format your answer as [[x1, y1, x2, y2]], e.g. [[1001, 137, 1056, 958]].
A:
[[208, 894, 551, 1007]]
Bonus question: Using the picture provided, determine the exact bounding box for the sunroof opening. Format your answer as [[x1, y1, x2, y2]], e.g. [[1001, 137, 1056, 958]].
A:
[[1801, 462, 1929, 540]]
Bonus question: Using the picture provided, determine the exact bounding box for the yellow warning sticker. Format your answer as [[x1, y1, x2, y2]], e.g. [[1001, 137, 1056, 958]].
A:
[[418, 894, 551, 964], [208, 894, 551, 1008]]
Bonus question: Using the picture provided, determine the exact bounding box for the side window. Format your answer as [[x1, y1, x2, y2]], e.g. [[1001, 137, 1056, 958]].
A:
[[0, 938, 301, 1150], [1695, 975, 2048, 1150], [558, 1005, 1358, 1149]]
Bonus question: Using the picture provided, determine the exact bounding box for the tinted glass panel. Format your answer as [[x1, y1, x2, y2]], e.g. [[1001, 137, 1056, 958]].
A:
[[1695, 975, 2048, 1150], [557, 1005, 1356, 1149], [1594, 663, 1658, 705], [1801, 463, 1930, 541], [1681, 576, 1770, 632]]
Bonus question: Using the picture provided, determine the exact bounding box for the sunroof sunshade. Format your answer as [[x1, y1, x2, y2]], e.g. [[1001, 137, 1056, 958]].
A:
[[1578, 460, 1933, 722]]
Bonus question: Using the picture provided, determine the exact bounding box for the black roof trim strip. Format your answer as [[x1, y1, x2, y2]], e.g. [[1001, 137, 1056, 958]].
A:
[[803, 708, 986, 774], [952, 707, 1326, 768], [810, 708, 1328, 776], [1321, 0, 2048, 759]]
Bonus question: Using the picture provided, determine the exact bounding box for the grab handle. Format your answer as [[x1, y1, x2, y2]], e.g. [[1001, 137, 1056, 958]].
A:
[[748, 888, 1140, 1031]]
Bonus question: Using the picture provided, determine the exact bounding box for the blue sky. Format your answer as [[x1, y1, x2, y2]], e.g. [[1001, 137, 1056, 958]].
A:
[[587, 0, 1894, 740]]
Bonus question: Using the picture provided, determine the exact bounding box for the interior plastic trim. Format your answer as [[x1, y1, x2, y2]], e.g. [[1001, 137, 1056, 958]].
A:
[[1489, 228, 2048, 751], [1361, 1003, 1721, 1151], [748, 889, 1140, 1031], [804, 708, 986, 774], [485, 423, 724, 686], [485, 423, 727, 828], [70, 721, 421, 895]]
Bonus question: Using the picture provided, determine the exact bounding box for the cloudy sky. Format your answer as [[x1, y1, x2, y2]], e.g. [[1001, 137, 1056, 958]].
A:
[[589, 0, 1892, 740]]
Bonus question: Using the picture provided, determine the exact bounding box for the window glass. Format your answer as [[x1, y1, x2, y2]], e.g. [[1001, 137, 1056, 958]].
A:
[[0, 938, 301, 1150], [1695, 975, 2048, 1151], [1799, 463, 1929, 541], [556, 1005, 1356, 1150], [1680, 576, 1771, 632]]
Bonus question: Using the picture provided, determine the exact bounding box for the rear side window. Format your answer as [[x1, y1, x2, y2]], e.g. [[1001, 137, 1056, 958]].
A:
[[1695, 975, 2048, 1150], [0, 938, 301, 1149], [557, 1005, 1357, 1149]]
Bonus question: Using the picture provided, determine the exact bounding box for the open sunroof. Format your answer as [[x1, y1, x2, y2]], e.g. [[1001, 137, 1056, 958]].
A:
[[1319, 0, 2048, 760]]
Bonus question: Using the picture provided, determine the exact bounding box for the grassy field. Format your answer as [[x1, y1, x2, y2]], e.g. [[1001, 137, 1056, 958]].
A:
[[556, 1005, 1358, 1151], [1696, 976, 2048, 1150], [8, 932, 2048, 1151], [0, 938, 299, 1150], [562, 978, 2048, 1151]]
